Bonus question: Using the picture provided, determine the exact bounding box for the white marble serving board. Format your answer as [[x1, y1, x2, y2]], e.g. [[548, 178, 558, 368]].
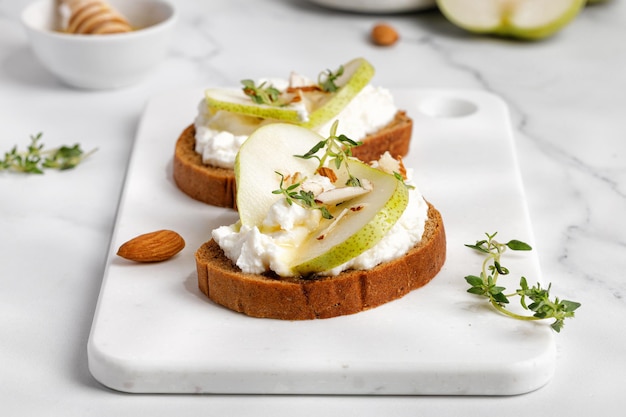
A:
[[87, 89, 555, 396]]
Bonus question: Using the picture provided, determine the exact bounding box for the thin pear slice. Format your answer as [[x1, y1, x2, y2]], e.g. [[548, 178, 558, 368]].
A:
[[300, 57, 374, 128], [234, 123, 322, 227], [204, 88, 306, 123], [205, 57, 375, 128], [290, 159, 409, 276], [436, 0, 586, 40]]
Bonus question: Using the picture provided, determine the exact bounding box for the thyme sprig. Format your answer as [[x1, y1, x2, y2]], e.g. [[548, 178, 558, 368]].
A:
[[318, 65, 344, 92], [0, 133, 96, 174], [241, 79, 283, 105], [272, 172, 333, 219], [241, 63, 344, 107], [465, 232, 581, 333], [393, 171, 415, 190], [295, 120, 362, 187]]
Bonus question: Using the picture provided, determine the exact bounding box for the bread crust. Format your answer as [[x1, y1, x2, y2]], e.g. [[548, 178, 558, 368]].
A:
[[173, 124, 237, 208], [195, 202, 446, 320], [173, 111, 413, 208]]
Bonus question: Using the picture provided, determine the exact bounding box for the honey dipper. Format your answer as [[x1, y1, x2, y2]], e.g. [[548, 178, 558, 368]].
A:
[[59, 0, 133, 34]]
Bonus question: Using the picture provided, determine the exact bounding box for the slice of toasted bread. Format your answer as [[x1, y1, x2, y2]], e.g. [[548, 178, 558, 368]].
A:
[[195, 202, 445, 320], [173, 110, 413, 209]]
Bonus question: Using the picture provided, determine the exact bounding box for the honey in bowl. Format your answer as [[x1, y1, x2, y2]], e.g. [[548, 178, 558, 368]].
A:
[[57, 0, 133, 34]]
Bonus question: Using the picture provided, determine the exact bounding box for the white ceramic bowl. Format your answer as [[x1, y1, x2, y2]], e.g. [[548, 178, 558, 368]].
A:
[[21, 0, 176, 89], [307, 0, 436, 13]]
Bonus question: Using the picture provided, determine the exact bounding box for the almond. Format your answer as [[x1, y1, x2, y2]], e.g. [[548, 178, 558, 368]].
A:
[[317, 166, 338, 183], [117, 230, 185, 263], [371, 23, 399, 46]]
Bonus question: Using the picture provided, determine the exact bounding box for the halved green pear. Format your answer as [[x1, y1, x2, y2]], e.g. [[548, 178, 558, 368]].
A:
[[290, 159, 409, 276], [205, 57, 375, 128], [436, 0, 586, 40], [234, 123, 322, 227]]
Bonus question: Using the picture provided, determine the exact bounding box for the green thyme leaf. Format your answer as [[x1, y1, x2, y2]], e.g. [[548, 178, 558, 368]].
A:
[[297, 140, 327, 162], [318, 65, 344, 92], [465, 275, 484, 288], [507, 240, 532, 251], [241, 79, 283, 105]]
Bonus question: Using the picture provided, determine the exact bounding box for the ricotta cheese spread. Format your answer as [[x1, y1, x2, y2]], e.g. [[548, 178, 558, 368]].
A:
[[212, 159, 428, 277], [194, 80, 398, 169]]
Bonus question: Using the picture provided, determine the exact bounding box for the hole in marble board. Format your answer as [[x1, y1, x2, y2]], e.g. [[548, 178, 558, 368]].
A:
[[418, 97, 478, 118]]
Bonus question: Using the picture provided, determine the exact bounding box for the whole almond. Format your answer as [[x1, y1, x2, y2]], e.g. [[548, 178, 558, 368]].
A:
[[117, 230, 185, 263], [371, 23, 399, 46]]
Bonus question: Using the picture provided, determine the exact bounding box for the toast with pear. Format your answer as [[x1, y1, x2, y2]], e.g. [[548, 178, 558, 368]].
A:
[[173, 58, 413, 208], [195, 123, 445, 320]]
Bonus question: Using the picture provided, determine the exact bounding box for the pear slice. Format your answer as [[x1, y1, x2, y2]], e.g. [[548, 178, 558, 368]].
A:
[[204, 57, 375, 128], [299, 57, 374, 128], [204, 88, 306, 124], [290, 159, 409, 276], [436, 0, 587, 40], [234, 123, 322, 227]]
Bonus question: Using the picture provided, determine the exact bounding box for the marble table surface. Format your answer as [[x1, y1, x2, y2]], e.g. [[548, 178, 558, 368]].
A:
[[1, 0, 624, 415]]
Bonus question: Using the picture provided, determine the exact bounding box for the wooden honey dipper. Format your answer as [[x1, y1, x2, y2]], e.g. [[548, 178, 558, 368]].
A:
[[58, 0, 133, 34]]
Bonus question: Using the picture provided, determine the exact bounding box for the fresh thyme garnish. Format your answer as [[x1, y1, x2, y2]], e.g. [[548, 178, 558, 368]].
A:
[[241, 62, 343, 107], [318, 65, 344, 92], [465, 232, 581, 333], [241, 79, 282, 105], [272, 172, 333, 219], [295, 120, 362, 187], [393, 172, 415, 189], [0, 133, 96, 174]]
